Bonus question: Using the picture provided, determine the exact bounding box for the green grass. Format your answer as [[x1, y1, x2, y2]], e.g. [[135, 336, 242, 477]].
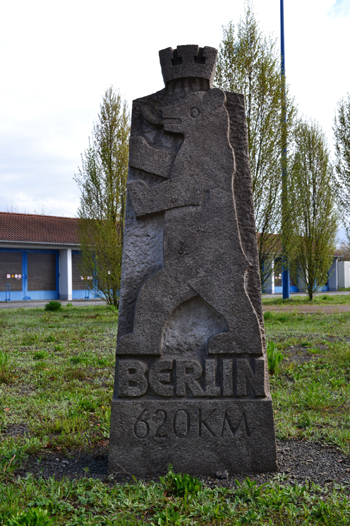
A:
[[262, 293, 350, 306], [0, 305, 116, 452], [1, 304, 350, 524], [1, 472, 350, 525], [264, 308, 350, 451]]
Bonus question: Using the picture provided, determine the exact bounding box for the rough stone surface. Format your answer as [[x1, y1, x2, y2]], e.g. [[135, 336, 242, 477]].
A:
[[110, 400, 276, 476], [109, 44, 277, 476], [159, 45, 217, 87], [14, 441, 350, 488]]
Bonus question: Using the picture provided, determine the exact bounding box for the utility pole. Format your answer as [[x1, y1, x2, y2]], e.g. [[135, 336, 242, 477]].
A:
[[281, 0, 290, 299]]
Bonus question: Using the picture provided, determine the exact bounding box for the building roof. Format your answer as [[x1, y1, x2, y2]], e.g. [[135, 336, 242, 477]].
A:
[[0, 212, 79, 245], [0, 212, 342, 256]]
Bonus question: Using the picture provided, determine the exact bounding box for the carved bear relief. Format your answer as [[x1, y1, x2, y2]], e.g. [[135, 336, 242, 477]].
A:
[[117, 88, 263, 357]]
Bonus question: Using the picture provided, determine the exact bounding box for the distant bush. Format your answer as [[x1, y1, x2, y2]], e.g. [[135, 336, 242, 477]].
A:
[[44, 301, 62, 312]]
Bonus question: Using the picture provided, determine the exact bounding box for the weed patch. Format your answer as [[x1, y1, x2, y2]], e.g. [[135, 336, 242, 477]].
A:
[[267, 340, 284, 374], [160, 464, 203, 497], [33, 351, 48, 361]]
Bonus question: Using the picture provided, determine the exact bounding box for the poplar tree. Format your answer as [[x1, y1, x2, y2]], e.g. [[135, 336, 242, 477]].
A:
[[288, 120, 338, 300], [215, 1, 296, 288], [74, 87, 130, 307], [333, 93, 350, 238]]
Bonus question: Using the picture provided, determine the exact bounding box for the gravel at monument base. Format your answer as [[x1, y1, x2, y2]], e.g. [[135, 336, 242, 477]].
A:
[[14, 440, 350, 488]]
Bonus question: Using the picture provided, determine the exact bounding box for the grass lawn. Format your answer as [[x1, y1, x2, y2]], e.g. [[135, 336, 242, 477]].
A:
[[262, 293, 350, 306], [1, 303, 350, 524]]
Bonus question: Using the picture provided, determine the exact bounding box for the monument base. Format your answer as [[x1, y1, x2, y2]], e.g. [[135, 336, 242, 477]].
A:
[[108, 399, 277, 476]]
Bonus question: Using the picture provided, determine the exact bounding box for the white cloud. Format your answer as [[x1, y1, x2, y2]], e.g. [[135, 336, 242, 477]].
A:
[[328, 0, 350, 18], [0, 0, 349, 220]]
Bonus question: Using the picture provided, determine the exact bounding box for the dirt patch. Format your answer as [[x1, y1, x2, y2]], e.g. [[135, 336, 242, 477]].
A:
[[13, 441, 350, 488], [5, 424, 30, 437], [283, 345, 321, 364]]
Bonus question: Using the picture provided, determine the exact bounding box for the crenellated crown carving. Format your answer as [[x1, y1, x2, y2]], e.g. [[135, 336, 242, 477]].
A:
[[159, 45, 217, 87]]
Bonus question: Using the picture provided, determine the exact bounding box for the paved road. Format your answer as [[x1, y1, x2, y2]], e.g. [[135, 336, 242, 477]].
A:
[[263, 304, 350, 313], [263, 291, 350, 298], [0, 299, 107, 309], [1, 291, 350, 311]]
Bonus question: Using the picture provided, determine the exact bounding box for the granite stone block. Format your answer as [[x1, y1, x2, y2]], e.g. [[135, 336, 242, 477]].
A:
[[109, 44, 277, 476]]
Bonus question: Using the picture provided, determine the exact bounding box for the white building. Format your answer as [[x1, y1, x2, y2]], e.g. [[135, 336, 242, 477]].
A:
[[338, 261, 350, 289]]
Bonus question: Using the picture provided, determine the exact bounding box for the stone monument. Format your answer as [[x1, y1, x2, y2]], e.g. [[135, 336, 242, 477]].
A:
[[109, 45, 277, 476]]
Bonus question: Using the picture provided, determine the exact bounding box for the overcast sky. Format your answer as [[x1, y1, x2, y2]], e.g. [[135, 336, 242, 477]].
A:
[[0, 0, 349, 223]]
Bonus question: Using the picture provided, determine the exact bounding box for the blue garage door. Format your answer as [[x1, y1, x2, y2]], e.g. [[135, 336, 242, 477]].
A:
[[0, 249, 59, 301]]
